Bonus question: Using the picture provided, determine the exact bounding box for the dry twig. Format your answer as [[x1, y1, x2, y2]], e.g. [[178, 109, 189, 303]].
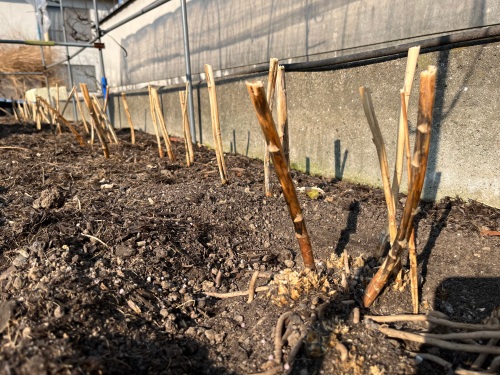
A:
[[378, 326, 500, 355], [204, 286, 269, 298], [247, 270, 260, 303], [365, 314, 500, 331]]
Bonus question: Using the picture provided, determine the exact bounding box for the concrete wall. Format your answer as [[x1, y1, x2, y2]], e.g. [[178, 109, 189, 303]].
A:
[[101, 0, 500, 89], [109, 42, 500, 208], [101, 0, 500, 208]]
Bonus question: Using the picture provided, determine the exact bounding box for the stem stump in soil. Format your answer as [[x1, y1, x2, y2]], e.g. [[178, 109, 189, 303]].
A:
[[80, 83, 109, 158], [121, 92, 135, 144], [204, 64, 228, 184], [246, 81, 316, 271], [363, 66, 437, 307]]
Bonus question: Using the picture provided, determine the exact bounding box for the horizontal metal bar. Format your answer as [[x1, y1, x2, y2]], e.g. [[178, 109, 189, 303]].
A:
[[46, 0, 172, 69], [0, 39, 103, 49], [0, 72, 44, 76]]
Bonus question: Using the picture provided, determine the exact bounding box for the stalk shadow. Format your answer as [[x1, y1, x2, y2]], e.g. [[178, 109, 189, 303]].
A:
[[334, 200, 360, 256], [334, 139, 348, 180]]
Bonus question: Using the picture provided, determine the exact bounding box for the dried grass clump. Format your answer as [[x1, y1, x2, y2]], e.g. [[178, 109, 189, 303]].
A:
[[0, 44, 62, 98]]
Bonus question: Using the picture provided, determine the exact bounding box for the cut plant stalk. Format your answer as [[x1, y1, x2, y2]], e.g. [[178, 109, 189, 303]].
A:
[[391, 48, 420, 299], [148, 85, 164, 158], [276, 65, 290, 168], [35, 99, 41, 130], [91, 95, 113, 144], [264, 58, 279, 197], [179, 84, 194, 166], [79, 83, 110, 158], [55, 83, 62, 134], [246, 81, 316, 270], [91, 95, 119, 144], [60, 86, 77, 118], [363, 66, 437, 307], [392, 46, 420, 201], [121, 92, 135, 144], [75, 88, 90, 133], [151, 87, 175, 162], [359, 87, 397, 244], [36, 96, 86, 147], [400, 90, 419, 314], [204, 64, 228, 184], [11, 99, 19, 122]]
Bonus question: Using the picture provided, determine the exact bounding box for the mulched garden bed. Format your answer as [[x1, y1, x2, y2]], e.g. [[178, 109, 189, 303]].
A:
[[0, 120, 499, 374]]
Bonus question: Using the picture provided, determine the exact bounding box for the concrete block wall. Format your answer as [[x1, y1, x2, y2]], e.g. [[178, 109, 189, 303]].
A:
[[109, 42, 500, 208]]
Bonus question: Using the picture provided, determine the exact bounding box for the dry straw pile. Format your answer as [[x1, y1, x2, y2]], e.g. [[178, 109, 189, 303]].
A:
[[0, 44, 61, 98]]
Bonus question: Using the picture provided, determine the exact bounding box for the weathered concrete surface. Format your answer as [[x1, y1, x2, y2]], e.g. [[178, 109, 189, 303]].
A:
[[101, 0, 500, 89], [110, 42, 500, 208]]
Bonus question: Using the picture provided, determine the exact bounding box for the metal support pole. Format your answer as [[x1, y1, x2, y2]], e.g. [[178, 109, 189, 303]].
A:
[[93, 0, 111, 120], [34, 8, 53, 107], [59, 0, 78, 121], [180, 0, 196, 143]]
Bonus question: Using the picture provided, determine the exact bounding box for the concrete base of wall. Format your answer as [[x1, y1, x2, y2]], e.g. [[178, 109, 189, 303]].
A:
[[109, 42, 500, 208]]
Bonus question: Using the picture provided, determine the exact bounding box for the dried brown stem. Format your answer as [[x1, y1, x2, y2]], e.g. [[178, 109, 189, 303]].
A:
[[205, 64, 229, 184], [37, 96, 86, 147], [363, 66, 437, 307], [274, 311, 293, 364], [60, 86, 76, 117], [75, 88, 89, 133], [359, 87, 397, 244], [472, 317, 499, 369], [247, 270, 260, 303], [148, 86, 164, 158], [264, 58, 279, 197], [379, 326, 500, 355], [422, 331, 500, 341], [392, 46, 420, 199], [151, 87, 175, 161], [91, 95, 119, 144], [79, 83, 109, 158], [365, 314, 500, 331], [204, 286, 269, 298], [246, 81, 316, 270], [410, 352, 452, 369], [121, 92, 135, 144]]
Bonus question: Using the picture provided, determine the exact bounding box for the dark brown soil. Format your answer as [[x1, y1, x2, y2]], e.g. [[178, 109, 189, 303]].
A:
[[0, 120, 499, 375]]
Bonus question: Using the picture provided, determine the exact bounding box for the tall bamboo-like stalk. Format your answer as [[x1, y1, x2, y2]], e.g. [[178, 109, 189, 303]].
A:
[[37, 96, 86, 147], [79, 83, 109, 158], [148, 86, 164, 158], [363, 66, 437, 307], [392, 46, 420, 203], [91, 95, 118, 144], [121, 92, 135, 144], [246, 81, 316, 270], [276, 65, 289, 168], [150, 87, 175, 162], [204, 64, 228, 184], [360, 87, 398, 244], [263, 58, 279, 196], [75, 87, 89, 133], [60, 86, 77, 117]]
